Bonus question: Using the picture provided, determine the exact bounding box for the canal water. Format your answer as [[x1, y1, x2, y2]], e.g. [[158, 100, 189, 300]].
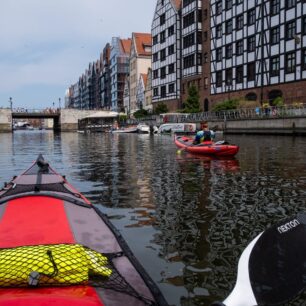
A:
[[0, 131, 306, 306]]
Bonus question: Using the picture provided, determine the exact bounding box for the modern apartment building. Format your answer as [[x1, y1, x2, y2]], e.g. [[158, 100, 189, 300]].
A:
[[152, 0, 181, 112], [129, 33, 152, 114], [101, 43, 112, 109], [110, 37, 132, 112], [210, 0, 306, 105]]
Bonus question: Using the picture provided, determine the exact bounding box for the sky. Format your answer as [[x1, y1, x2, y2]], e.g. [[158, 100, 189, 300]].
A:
[[0, 0, 156, 109]]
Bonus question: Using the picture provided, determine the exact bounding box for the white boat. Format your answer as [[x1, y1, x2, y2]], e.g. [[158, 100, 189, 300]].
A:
[[111, 126, 138, 133], [156, 123, 196, 134], [137, 123, 150, 134]]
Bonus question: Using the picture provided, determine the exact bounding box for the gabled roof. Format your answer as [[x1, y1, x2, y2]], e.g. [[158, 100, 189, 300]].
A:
[[141, 73, 148, 87], [120, 38, 132, 55], [133, 32, 152, 57], [171, 0, 181, 10]]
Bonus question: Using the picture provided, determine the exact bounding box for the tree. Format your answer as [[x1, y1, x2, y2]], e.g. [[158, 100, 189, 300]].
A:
[[133, 109, 148, 118], [154, 102, 168, 114], [182, 84, 201, 113]]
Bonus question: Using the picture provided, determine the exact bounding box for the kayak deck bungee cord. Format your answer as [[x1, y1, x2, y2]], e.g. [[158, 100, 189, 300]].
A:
[[0, 155, 168, 306]]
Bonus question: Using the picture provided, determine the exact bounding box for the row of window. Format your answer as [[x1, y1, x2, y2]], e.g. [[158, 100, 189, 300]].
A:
[[153, 44, 175, 62], [153, 25, 175, 45], [215, 0, 297, 16], [183, 10, 202, 28], [153, 83, 176, 97], [215, 49, 306, 87], [219, 15, 305, 40], [153, 63, 175, 79], [214, 19, 304, 60]]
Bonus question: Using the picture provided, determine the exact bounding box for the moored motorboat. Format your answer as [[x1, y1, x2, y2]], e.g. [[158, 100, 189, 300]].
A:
[[0, 155, 168, 306], [174, 135, 239, 157], [111, 126, 138, 133], [137, 124, 150, 134]]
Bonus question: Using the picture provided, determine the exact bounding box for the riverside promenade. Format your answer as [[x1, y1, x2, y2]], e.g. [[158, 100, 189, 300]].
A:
[[136, 104, 306, 135]]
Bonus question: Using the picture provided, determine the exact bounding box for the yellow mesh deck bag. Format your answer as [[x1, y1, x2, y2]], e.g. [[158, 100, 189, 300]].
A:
[[0, 244, 112, 287]]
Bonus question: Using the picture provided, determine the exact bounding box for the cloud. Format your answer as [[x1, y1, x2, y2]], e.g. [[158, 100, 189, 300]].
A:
[[0, 0, 156, 107]]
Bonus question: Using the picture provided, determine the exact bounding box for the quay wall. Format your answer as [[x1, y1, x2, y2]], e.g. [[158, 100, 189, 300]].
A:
[[0, 109, 12, 132], [209, 117, 306, 135], [59, 109, 97, 132]]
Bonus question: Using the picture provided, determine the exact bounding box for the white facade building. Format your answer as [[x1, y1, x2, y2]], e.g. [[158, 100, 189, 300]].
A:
[[152, 0, 181, 110]]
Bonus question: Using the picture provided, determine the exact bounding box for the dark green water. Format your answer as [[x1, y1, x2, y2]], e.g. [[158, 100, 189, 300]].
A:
[[0, 131, 306, 305]]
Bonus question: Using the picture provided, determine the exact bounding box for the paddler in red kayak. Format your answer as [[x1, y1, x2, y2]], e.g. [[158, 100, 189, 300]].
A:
[[193, 123, 215, 144]]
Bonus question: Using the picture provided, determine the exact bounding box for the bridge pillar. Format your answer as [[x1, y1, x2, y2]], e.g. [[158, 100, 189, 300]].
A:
[[0, 109, 12, 132]]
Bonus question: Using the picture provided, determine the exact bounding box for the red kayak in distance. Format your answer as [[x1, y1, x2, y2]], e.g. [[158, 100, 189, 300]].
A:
[[0, 155, 168, 306], [175, 135, 239, 157]]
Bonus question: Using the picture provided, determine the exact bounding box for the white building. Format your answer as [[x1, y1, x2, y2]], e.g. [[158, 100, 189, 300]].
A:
[[210, 0, 306, 103], [152, 0, 181, 111]]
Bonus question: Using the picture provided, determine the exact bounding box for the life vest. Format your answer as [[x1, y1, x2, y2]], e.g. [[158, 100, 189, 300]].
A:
[[0, 244, 112, 287]]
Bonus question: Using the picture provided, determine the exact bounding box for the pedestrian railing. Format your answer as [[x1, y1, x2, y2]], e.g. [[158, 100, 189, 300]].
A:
[[132, 103, 306, 125]]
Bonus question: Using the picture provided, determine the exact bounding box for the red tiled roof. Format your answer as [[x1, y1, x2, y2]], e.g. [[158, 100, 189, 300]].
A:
[[120, 38, 132, 55], [133, 32, 152, 56], [171, 0, 181, 10], [141, 73, 148, 87]]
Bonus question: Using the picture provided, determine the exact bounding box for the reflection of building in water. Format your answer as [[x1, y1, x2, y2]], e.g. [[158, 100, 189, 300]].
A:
[[149, 155, 243, 304]]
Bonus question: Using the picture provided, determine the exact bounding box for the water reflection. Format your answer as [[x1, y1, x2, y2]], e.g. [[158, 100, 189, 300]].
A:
[[0, 131, 305, 305]]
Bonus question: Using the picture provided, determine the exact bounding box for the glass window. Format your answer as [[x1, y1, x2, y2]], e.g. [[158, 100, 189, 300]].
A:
[[236, 14, 244, 30], [216, 1, 222, 15], [270, 56, 280, 76], [285, 52, 296, 73], [168, 63, 175, 74], [225, 44, 232, 58], [247, 9, 256, 25], [168, 83, 175, 93], [270, 26, 280, 44], [225, 68, 232, 85], [216, 24, 222, 38], [247, 62, 255, 81], [247, 35, 256, 52], [225, 0, 232, 10], [285, 21, 296, 40], [160, 13, 165, 25], [286, 0, 296, 9], [236, 39, 244, 55], [216, 47, 222, 61], [225, 20, 233, 34], [236, 65, 243, 83], [216, 71, 222, 87], [270, 0, 280, 15]]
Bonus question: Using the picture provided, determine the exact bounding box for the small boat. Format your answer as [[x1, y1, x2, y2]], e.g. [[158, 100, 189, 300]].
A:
[[0, 155, 168, 306], [175, 135, 239, 157], [156, 123, 196, 135], [137, 124, 150, 134], [111, 126, 138, 133]]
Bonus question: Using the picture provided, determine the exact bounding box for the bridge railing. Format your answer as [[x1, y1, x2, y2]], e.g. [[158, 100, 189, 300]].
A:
[[12, 108, 60, 114]]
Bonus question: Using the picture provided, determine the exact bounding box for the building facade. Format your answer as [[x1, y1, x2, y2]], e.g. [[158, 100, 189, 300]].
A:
[[129, 32, 152, 114], [101, 43, 112, 109], [110, 37, 132, 112], [210, 0, 306, 106], [152, 0, 182, 112], [144, 68, 153, 112]]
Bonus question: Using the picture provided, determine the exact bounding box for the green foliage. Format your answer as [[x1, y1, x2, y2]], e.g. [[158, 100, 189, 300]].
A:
[[181, 84, 201, 113], [272, 96, 284, 107], [154, 102, 168, 115], [212, 99, 239, 111], [119, 114, 127, 122], [133, 109, 148, 118]]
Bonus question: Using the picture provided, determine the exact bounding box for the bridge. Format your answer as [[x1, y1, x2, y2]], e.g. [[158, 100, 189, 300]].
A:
[[0, 108, 100, 132]]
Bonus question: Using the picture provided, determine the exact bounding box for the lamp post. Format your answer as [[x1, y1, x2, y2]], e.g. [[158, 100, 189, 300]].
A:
[[9, 97, 13, 111], [58, 98, 61, 109]]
